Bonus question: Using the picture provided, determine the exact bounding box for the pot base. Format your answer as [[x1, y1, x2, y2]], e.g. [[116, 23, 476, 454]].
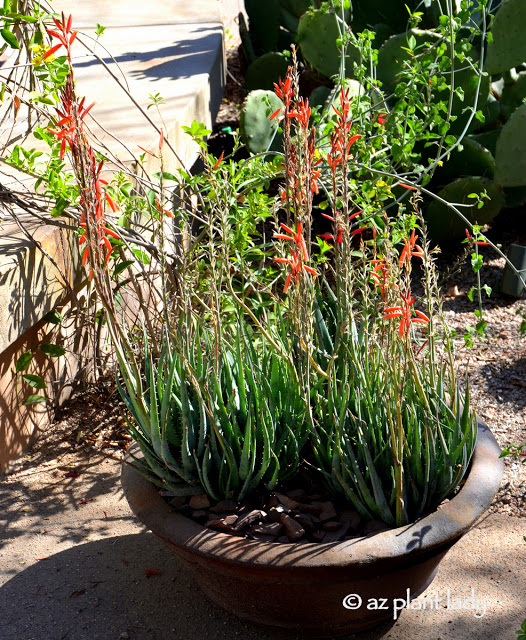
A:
[[121, 423, 503, 636]]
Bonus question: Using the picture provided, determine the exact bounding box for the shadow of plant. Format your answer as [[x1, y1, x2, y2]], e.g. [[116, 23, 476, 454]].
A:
[[0, 531, 524, 640]]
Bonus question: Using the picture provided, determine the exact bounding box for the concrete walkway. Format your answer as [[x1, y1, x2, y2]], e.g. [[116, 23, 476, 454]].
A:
[[0, 453, 524, 640]]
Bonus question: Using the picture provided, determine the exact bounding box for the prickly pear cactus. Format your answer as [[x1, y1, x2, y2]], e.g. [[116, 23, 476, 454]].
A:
[[245, 52, 290, 91], [480, 93, 501, 129], [298, 10, 360, 79], [278, 0, 312, 19], [308, 85, 331, 111], [435, 137, 495, 184], [485, 0, 526, 75], [437, 65, 490, 135], [469, 129, 501, 157], [500, 72, 526, 121], [352, 0, 417, 34], [424, 177, 505, 243], [245, 0, 281, 55], [376, 30, 440, 95], [494, 104, 526, 187], [240, 90, 284, 155]]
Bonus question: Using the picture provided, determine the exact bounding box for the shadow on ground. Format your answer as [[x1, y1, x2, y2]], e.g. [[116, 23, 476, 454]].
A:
[[0, 530, 524, 640]]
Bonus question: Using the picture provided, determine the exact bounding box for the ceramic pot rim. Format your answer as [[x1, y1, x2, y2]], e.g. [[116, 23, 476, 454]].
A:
[[121, 422, 503, 569]]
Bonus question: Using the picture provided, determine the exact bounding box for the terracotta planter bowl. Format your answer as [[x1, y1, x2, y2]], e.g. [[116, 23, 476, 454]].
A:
[[121, 423, 503, 637]]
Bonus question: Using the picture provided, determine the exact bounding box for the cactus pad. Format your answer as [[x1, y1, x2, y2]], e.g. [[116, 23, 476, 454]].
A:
[[245, 53, 290, 91], [495, 104, 526, 187], [437, 65, 490, 135], [435, 137, 495, 184], [245, 0, 281, 55], [298, 10, 360, 79], [240, 90, 284, 155], [278, 0, 312, 19], [485, 0, 526, 75], [500, 72, 526, 121], [424, 177, 505, 243], [377, 30, 440, 95]]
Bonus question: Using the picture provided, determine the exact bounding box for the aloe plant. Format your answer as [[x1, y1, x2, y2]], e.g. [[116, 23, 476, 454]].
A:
[[117, 318, 309, 500], [310, 282, 477, 525]]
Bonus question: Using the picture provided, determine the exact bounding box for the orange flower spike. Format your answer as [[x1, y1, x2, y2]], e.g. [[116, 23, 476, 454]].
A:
[[465, 228, 489, 245], [105, 192, 119, 212], [384, 292, 429, 337], [274, 221, 309, 261], [274, 251, 319, 293], [103, 227, 121, 240], [273, 74, 293, 106], [399, 230, 425, 267]]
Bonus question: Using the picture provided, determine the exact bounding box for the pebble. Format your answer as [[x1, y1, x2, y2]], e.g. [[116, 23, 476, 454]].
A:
[[322, 520, 341, 532], [287, 488, 307, 501], [189, 494, 211, 510], [209, 499, 238, 513], [293, 512, 316, 530], [340, 509, 361, 531], [311, 530, 326, 542], [251, 522, 283, 537], [206, 516, 239, 533], [318, 502, 337, 522], [234, 509, 266, 531], [267, 505, 286, 523], [190, 509, 209, 522], [280, 513, 305, 541], [323, 522, 350, 543], [300, 502, 325, 516], [169, 496, 187, 509], [272, 492, 300, 511], [363, 519, 390, 535]]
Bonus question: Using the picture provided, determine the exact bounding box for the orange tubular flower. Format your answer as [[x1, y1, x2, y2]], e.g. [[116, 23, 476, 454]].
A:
[[274, 221, 309, 261], [318, 210, 363, 247], [274, 250, 319, 294], [399, 230, 425, 267], [384, 291, 430, 337]]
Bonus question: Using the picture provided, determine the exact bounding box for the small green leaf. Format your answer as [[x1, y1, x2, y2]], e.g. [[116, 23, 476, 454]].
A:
[[16, 351, 33, 372], [1, 27, 19, 48], [471, 253, 483, 273], [6, 13, 37, 22], [22, 374, 46, 389], [132, 248, 151, 265], [114, 260, 135, 276], [476, 320, 488, 334], [22, 394, 48, 405], [39, 343, 66, 357], [42, 310, 62, 325], [51, 196, 69, 218]]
